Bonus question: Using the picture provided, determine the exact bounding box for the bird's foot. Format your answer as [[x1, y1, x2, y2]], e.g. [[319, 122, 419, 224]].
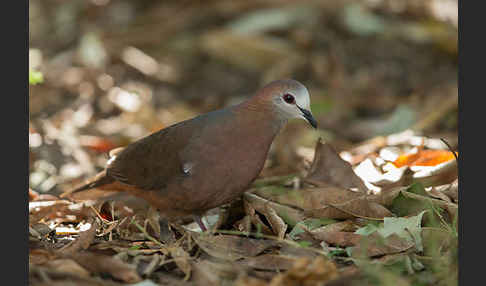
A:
[[193, 215, 208, 232]]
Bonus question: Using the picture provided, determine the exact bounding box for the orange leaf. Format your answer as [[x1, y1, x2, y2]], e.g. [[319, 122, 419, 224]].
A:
[[393, 149, 457, 167], [80, 135, 116, 153]]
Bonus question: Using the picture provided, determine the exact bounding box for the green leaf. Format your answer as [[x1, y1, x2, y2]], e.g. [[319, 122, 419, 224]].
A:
[[355, 223, 381, 236], [390, 183, 444, 228], [29, 69, 44, 85], [129, 244, 142, 250], [355, 211, 426, 252], [288, 218, 336, 240], [327, 248, 348, 258], [390, 183, 428, 216], [297, 240, 312, 248], [378, 211, 426, 252]]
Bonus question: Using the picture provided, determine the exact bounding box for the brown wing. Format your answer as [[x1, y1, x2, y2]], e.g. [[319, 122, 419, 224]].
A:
[[106, 119, 196, 190]]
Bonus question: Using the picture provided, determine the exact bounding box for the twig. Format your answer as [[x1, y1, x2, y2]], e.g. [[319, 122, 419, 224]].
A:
[[212, 229, 328, 256], [251, 174, 299, 188], [440, 138, 458, 161], [131, 218, 166, 249]]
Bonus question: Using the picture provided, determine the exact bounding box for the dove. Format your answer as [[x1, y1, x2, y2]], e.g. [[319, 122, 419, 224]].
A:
[[63, 79, 317, 231]]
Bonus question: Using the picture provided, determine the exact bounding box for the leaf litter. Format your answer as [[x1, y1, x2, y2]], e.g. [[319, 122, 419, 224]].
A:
[[29, 130, 458, 285], [29, 0, 457, 284]]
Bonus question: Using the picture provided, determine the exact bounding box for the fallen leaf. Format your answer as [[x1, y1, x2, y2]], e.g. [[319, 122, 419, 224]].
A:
[[45, 259, 91, 278], [354, 158, 409, 187], [305, 138, 369, 193], [29, 248, 57, 265], [353, 211, 426, 255], [268, 256, 338, 286], [421, 227, 454, 257], [253, 185, 392, 220], [244, 193, 306, 227], [69, 251, 142, 283], [262, 204, 288, 239], [237, 254, 297, 270], [192, 259, 246, 285], [328, 196, 393, 220], [79, 135, 117, 153], [312, 230, 361, 247], [168, 246, 192, 280], [411, 159, 458, 186], [192, 234, 279, 261], [307, 221, 361, 246], [350, 233, 414, 257], [288, 218, 338, 241], [60, 218, 98, 255], [378, 211, 426, 252], [243, 199, 273, 235], [393, 149, 457, 167], [434, 179, 458, 203]]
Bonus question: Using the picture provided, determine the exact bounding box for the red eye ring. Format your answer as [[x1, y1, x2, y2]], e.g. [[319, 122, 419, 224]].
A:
[[283, 93, 295, 104]]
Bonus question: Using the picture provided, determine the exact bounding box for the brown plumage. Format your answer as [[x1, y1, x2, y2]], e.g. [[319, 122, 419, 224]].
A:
[[62, 79, 316, 231]]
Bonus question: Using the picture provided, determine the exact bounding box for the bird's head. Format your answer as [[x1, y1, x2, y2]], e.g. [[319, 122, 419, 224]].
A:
[[256, 79, 317, 129]]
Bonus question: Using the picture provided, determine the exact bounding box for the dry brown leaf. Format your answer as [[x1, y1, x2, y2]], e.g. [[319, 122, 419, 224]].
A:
[[315, 231, 362, 247], [146, 206, 161, 239], [192, 234, 279, 261], [45, 259, 91, 278], [243, 199, 273, 235], [234, 215, 252, 233], [328, 197, 393, 220], [29, 264, 124, 286], [244, 193, 306, 227], [278, 244, 321, 260], [30, 199, 97, 224], [60, 218, 98, 255], [29, 200, 71, 224], [269, 256, 338, 286], [29, 248, 57, 265], [308, 221, 361, 247], [351, 233, 414, 257], [169, 246, 192, 280], [252, 183, 392, 220], [426, 187, 452, 203], [234, 276, 268, 286], [262, 204, 288, 239], [304, 206, 355, 220], [304, 196, 393, 220], [30, 222, 54, 239], [253, 185, 362, 210], [69, 252, 142, 283], [237, 254, 297, 271], [435, 179, 458, 202], [367, 186, 406, 207], [305, 138, 368, 193], [192, 259, 246, 285]]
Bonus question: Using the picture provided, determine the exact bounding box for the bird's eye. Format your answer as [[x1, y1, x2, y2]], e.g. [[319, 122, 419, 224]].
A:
[[283, 94, 295, 104]]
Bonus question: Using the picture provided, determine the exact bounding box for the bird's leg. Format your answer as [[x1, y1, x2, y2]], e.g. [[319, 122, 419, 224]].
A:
[[193, 215, 207, 232]]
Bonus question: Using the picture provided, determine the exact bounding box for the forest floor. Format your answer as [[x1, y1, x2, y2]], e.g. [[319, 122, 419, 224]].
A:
[[29, 1, 458, 285]]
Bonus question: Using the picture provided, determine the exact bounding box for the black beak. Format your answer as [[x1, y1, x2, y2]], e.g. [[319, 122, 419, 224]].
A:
[[298, 106, 318, 129]]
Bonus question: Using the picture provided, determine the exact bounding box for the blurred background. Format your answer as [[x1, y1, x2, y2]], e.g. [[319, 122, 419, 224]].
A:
[[29, 0, 458, 196]]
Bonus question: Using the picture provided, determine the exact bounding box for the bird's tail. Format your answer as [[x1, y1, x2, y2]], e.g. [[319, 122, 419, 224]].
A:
[[60, 170, 115, 198]]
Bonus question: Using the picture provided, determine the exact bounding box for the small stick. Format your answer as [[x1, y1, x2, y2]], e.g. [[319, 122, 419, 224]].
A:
[[440, 138, 458, 161]]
